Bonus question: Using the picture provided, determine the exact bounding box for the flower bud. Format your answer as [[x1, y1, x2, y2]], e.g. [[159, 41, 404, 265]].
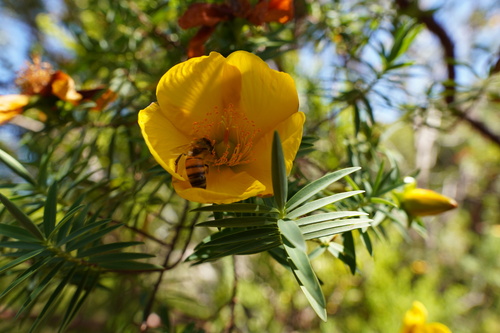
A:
[[401, 188, 457, 217]]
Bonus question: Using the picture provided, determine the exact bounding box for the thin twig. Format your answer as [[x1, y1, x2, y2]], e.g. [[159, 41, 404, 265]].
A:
[[395, 0, 500, 147]]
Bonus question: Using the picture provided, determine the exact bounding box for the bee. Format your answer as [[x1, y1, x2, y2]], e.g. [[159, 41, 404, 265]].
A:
[[175, 138, 214, 189]]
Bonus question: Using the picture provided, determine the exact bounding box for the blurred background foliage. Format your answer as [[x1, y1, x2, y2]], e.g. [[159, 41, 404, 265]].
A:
[[0, 0, 499, 332]]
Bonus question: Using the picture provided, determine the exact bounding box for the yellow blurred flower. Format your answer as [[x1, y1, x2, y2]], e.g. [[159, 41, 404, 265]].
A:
[[0, 94, 30, 125], [139, 51, 305, 204], [401, 188, 457, 217], [0, 57, 85, 126], [401, 301, 452, 333]]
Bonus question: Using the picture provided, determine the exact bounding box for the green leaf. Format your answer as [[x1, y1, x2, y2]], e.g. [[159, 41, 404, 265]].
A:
[[0, 241, 44, 250], [196, 216, 277, 228], [369, 197, 399, 208], [287, 191, 365, 219], [59, 269, 100, 333], [0, 248, 45, 274], [286, 167, 361, 212], [360, 230, 373, 255], [0, 257, 48, 300], [16, 260, 65, 317], [190, 238, 281, 263], [278, 219, 326, 321], [195, 227, 278, 248], [191, 203, 277, 213], [0, 193, 45, 240], [272, 131, 287, 212], [278, 219, 306, 252], [86, 252, 155, 264], [340, 231, 356, 274], [0, 224, 42, 242], [43, 182, 58, 237], [0, 149, 36, 185], [76, 241, 144, 258], [98, 261, 164, 271], [56, 219, 110, 247], [308, 245, 327, 260], [302, 218, 372, 240], [29, 265, 77, 333], [300, 285, 328, 322], [296, 211, 368, 226], [66, 224, 122, 252], [48, 205, 85, 241]]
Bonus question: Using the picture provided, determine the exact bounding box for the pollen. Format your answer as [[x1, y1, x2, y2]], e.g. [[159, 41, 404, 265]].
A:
[[15, 56, 54, 95], [192, 104, 260, 167]]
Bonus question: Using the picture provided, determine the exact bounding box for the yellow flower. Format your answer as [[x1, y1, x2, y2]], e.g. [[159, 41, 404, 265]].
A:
[[0, 94, 30, 125], [139, 51, 305, 204], [401, 188, 457, 217], [401, 301, 452, 333]]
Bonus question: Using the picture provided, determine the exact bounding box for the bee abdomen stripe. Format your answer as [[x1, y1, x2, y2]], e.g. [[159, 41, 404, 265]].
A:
[[186, 164, 205, 169]]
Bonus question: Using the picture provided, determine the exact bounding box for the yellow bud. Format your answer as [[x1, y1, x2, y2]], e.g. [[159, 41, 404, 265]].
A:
[[401, 188, 457, 217]]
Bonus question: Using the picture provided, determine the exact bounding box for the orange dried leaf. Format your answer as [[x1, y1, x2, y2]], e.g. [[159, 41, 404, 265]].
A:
[[188, 26, 217, 58], [178, 3, 232, 29], [51, 71, 82, 104]]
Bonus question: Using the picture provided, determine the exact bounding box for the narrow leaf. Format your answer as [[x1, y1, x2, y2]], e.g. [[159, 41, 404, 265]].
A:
[[56, 219, 110, 247], [360, 230, 373, 255], [191, 203, 277, 213], [43, 182, 58, 236], [196, 216, 277, 228], [0, 248, 45, 274], [0, 149, 36, 185], [278, 219, 306, 252], [296, 211, 368, 226], [99, 261, 164, 271], [29, 265, 77, 333], [340, 231, 356, 274], [281, 240, 326, 320], [0, 241, 44, 250], [0, 224, 42, 242], [286, 167, 361, 212], [0, 194, 45, 240], [86, 252, 155, 264], [77, 241, 143, 258], [287, 191, 365, 219], [66, 224, 122, 252], [271, 131, 287, 212], [0, 258, 48, 300], [16, 260, 65, 317]]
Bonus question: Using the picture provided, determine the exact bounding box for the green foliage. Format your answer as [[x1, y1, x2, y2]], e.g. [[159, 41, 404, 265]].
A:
[[0, 0, 499, 331]]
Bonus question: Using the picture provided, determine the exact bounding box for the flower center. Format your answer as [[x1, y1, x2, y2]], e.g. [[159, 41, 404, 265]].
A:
[[192, 104, 260, 167]]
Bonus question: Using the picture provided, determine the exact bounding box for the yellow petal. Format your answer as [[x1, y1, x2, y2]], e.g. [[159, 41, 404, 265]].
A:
[[173, 166, 266, 204], [138, 102, 192, 180], [51, 71, 82, 103], [403, 301, 428, 327], [424, 323, 452, 333], [237, 111, 305, 196], [156, 52, 241, 136], [226, 51, 299, 134], [0, 94, 30, 125]]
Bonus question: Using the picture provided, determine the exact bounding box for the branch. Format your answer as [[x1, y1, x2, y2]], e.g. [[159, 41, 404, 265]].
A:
[[395, 0, 500, 147]]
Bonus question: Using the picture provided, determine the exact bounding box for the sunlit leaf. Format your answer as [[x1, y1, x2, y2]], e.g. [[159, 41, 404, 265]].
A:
[[0, 193, 45, 240], [0, 149, 36, 186], [286, 167, 361, 212], [287, 191, 365, 219], [196, 216, 277, 228], [272, 131, 287, 212]]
